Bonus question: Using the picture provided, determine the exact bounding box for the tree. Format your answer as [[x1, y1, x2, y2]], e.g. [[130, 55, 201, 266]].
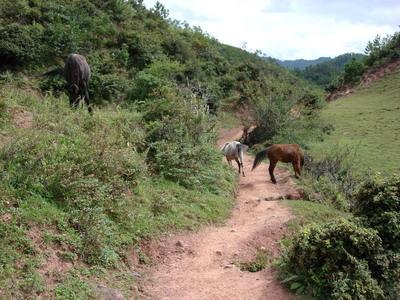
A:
[[343, 57, 365, 85]]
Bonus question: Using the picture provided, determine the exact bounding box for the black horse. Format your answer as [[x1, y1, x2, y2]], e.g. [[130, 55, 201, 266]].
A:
[[64, 54, 92, 113], [43, 54, 92, 113]]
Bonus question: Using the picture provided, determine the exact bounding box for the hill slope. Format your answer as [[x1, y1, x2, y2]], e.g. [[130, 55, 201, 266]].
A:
[[309, 67, 400, 175]]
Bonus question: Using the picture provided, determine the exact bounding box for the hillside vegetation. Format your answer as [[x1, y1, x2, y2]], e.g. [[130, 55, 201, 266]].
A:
[[0, 0, 326, 298], [277, 32, 400, 299], [294, 53, 365, 89], [0, 76, 238, 299], [327, 32, 400, 93], [309, 66, 400, 175]]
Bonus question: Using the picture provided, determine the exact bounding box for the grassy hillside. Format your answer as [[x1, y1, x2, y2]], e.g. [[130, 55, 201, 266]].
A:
[[309, 68, 400, 175], [0, 77, 237, 298]]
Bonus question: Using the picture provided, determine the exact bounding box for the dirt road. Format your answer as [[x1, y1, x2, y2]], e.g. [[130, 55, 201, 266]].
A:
[[142, 128, 299, 300]]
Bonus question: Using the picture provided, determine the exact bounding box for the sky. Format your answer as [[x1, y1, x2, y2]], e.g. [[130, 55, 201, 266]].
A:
[[142, 0, 400, 60]]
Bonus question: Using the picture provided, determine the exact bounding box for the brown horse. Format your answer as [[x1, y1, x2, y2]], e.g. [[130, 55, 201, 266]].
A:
[[252, 144, 304, 184]]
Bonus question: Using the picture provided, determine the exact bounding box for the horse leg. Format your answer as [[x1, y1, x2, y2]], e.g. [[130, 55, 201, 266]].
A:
[[227, 158, 232, 166], [83, 83, 93, 114], [296, 159, 302, 177], [292, 161, 300, 178], [69, 94, 80, 109], [241, 160, 245, 177], [234, 157, 241, 175], [269, 160, 277, 184]]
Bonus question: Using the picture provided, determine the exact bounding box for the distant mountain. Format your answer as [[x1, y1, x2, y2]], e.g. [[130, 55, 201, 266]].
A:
[[294, 53, 365, 88], [274, 57, 332, 70], [265, 53, 365, 88]]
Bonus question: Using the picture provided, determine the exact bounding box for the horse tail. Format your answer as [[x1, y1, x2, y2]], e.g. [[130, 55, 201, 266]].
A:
[[41, 67, 64, 77], [300, 154, 305, 167], [221, 142, 229, 153], [252, 148, 269, 171]]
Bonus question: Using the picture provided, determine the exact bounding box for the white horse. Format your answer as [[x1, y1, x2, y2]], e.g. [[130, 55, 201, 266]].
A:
[[221, 141, 248, 177]]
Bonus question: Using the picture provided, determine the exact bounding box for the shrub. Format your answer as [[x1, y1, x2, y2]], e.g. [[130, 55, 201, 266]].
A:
[[128, 72, 164, 102], [128, 59, 184, 102], [364, 33, 400, 68], [280, 220, 393, 299], [89, 73, 129, 104], [144, 94, 229, 192], [353, 175, 400, 251], [297, 89, 325, 110], [301, 146, 359, 210], [38, 76, 67, 97], [342, 58, 365, 85], [0, 23, 45, 65], [250, 95, 294, 143]]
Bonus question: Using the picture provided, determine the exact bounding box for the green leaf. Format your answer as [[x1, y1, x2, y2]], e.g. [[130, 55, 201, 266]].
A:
[[290, 282, 302, 290]]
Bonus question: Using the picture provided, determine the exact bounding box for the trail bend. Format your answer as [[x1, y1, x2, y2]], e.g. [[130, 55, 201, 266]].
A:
[[142, 127, 299, 300]]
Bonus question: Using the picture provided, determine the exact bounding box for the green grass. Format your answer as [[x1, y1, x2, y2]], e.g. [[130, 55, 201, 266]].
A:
[[282, 200, 350, 236], [216, 108, 242, 131], [0, 83, 236, 298], [309, 70, 400, 175], [238, 249, 272, 272]]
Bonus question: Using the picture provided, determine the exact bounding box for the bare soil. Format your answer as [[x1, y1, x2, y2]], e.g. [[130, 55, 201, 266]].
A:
[[327, 59, 400, 101], [141, 127, 300, 300], [361, 59, 400, 87], [11, 106, 34, 129], [28, 227, 73, 298]]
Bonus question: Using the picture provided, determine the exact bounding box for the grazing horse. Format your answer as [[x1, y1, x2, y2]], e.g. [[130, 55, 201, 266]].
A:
[[252, 144, 304, 184], [64, 54, 92, 114], [221, 141, 248, 177]]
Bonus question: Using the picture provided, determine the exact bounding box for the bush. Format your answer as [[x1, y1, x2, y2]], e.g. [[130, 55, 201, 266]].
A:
[[0, 23, 45, 65], [301, 147, 359, 210], [364, 33, 400, 68], [39, 76, 67, 97], [90, 73, 129, 104], [297, 89, 325, 110], [128, 59, 184, 102], [128, 72, 164, 102], [144, 94, 230, 192], [342, 58, 365, 85], [280, 220, 393, 299], [250, 95, 294, 143], [353, 175, 400, 251]]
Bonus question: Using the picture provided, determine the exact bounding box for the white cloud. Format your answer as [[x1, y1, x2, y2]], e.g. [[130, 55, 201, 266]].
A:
[[143, 0, 400, 60]]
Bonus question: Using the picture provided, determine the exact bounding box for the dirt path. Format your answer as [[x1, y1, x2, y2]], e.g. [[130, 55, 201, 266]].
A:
[[141, 128, 299, 300]]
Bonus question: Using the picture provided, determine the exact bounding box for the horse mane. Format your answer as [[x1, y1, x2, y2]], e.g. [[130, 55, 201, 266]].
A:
[[252, 148, 269, 171]]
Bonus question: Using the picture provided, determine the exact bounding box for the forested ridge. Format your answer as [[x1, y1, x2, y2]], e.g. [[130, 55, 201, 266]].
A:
[[292, 53, 365, 89]]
